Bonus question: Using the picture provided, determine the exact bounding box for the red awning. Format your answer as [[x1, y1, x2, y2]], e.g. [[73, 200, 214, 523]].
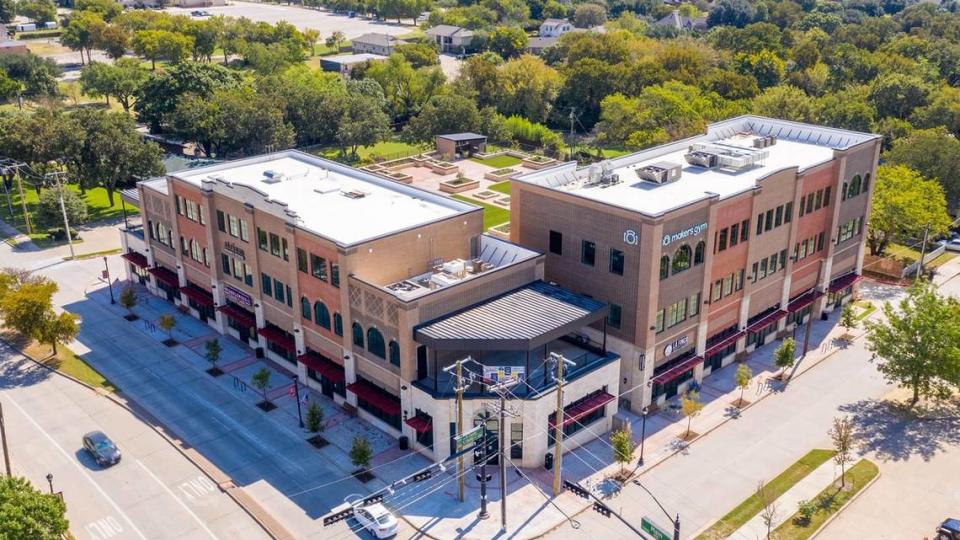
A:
[[347, 381, 401, 416], [704, 330, 745, 358], [651, 356, 704, 386], [787, 290, 824, 313], [297, 351, 345, 384], [405, 415, 433, 434], [746, 310, 787, 334], [121, 251, 148, 268], [829, 273, 861, 293], [258, 326, 295, 353], [180, 285, 214, 307], [549, 391, 615, 429], [218, 303, 255, 327], [148, 266, 179, 287]]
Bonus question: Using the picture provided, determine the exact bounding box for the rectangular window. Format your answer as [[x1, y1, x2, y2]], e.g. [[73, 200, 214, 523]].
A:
[[759, 258, 768, 279], [199, 205, 206, 225], [718, 228, 728, 251], [240, 220, 249, 242], [257, 228, 268, 251], [655, 309, 665, 333], [297, 248, 308, 273], [186, 200, 197, 221], [286, 285, 292, 307], [274, 278, 285, 303], [799, 240, 807, 259], [311, 254, 328, 281], [784, 202, 793, 223], [233, 259, 243, 279], [221, 254, 230, 274], [765, 209, 774, 231], [713, 279, 722, 301], [815, 189, 823, 210], [723, 275, 733, 296], [806, 193, 815, 215], [176, 195, 183, 215], [228, 215, 239, 237], [751, 261, 759, 283], [607, 303, 622, 329], [741, 220, 750, 242], [282, 238, 289, 261], [823, 186, 831, 207], [688, 292, 700, 317], [775, 205, 783, 227], [331, 264, 340, 288], [609, 249, 624, 275], [756, 214, 764, 236], [269, 233, 281, 257], [581, 240, 596, 266], [244, 264, 253, 286], [730, 223, 739, 247], [799, 197, 806, 217], [734, 269, 744, 291], [216, 210, 225, 232], [261, 273, 272, 296], [817, 231, 825, 252], [769, 253, 779, 273], [549, 230, 562, 255], [779, 249, 787, 270]]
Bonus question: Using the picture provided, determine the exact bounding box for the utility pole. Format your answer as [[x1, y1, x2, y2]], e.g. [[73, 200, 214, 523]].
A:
[[489, 378, 519, 533], [552, 352, 574, 496], [442, 357, 473, 503], [478, 422, 489, 520], [0, 402, 10, 476], [47, 172, 74, 260], [915, 222, 931, 283], [10, 162, 30, 234]]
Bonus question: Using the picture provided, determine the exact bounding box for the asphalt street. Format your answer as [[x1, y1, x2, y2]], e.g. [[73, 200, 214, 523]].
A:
[[0, 343, 268, 540]]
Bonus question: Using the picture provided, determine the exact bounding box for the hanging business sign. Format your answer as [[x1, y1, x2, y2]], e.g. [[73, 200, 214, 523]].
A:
[[224, 285, 253, 307], [662, 222, 708, 246], [663, 335, 689, 357]]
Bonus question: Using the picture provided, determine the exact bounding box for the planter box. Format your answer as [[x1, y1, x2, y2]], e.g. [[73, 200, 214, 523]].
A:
[[427, 161, 459, 175], [439, 178, 479, 193], [487, 222, 511, 238], [484, 168, 517, 181], [385, 171, 413, 184], [522, 156, 558, 170]]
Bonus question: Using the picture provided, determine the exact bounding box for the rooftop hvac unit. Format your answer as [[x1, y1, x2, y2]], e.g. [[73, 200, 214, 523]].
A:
[[313, 179, 340, 194], [685, 150, 719, 168], [441, 259, 466, 277], [636, 161, 682, 184], [341, 189, 369, 199]]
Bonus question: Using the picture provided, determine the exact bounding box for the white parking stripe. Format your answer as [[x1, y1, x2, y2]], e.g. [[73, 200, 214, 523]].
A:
[[3, 395, 148, 540], [135, 459, 220, 540]]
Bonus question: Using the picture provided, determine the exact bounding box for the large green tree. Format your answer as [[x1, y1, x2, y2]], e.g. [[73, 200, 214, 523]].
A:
[[135, 62, 241, 132], [867, 164, 951, 256], [18, 0, 56, 24], [0, 273, 79, 354], [79, 58, 148, 112], [0, 476, 69, 539], [886, 127, 960, 211], [403, 94, 481, 144], [494, 54, 561, 124], [866, 280, 960, 405], [487, 25, 528, 59]]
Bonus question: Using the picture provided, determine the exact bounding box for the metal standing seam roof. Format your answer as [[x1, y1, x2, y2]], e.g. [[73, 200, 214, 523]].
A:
[[414, 281, 608, 350], [437, 133, 487, 142]]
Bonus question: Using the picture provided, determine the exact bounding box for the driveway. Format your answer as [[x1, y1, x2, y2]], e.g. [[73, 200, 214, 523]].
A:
[[0, 343, 268, 540]]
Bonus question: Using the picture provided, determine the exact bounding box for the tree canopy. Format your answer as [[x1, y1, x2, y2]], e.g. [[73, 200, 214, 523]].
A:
[[867, 164, 951, 257], [0, 475, 69, 539]]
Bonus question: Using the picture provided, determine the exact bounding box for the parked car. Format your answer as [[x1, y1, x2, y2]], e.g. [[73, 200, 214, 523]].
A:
[[82, 431, 121, 467], [938, 518, 960, 540], [353, 503, 398, 538], [945, 237, 960, 252]]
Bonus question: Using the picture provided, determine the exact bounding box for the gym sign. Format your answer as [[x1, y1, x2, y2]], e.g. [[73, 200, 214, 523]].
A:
[[662, 222, 707, 246]]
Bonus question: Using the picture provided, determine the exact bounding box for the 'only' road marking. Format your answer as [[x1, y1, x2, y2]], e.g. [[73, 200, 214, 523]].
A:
[[178, 475, 217, 503], [84, 516, 123, 540], [135, 460, 219, 540]]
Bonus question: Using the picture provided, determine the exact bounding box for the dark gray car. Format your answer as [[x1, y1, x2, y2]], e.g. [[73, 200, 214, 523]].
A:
[[82, 431, 121, 467]]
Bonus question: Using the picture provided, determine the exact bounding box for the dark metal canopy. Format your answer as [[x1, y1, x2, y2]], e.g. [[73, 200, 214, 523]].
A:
[[414, 281, 608, 351], [437, 133, 487, 143]]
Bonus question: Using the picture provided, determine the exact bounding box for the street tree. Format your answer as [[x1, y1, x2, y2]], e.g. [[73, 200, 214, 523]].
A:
[[204, 338, 222, 371], [251, 367, 272, 405], [774, 337, 796, 380], [839, 304, 857, 332], [76, 0, 122, 21], [828, 416, 855, 487], [0, 475, 69, 539], [158, 314, 176, 342], [866, 164, 950, 256], [36, 187, 88, 231], [80, 58, 149, 113], [866, 280, 960, 405], [305, 401, 325, 433], [680, 390, 704, 438], [609, 428, 634, 475], [37, 311, 78, 355], [735, 363, 752, 407], [350, 436, 373, 471], [757, 481, 778, 539], [0, 276, 78, 355], [61, 11, 106, 65], [118, 285, 137, 319], [0, 53, 62, 98], [302, 28, 319, 56], [91, 23, 130, 60], [885, 128, 960, 211]]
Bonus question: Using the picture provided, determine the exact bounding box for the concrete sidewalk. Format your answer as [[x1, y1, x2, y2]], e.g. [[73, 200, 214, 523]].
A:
[[734, 460, 840, 539]]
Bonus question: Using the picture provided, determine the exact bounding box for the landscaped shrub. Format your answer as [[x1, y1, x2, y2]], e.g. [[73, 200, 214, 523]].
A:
[[503, 116, 562, 154]]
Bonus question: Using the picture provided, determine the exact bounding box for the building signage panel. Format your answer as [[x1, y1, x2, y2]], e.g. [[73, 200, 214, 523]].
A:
[[455, 425, 484, 450], [224, 241, 245, 259], [623, 229, 639, 246], [662, 222, 707, 246], [224, 285, 253, 307], [482, 366, 525, 384], [663, 335, 689, 357]]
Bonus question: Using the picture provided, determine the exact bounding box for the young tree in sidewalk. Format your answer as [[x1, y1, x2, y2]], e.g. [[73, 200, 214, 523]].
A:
[[757, 481, 778, 539], [839, 304, 857, 333], [681, 390, 704, 439], [0, 475, 69, 539], [0, 275, 78, 355], [609, 429, 634, 475], [774, 337, 797, 380], [829, 416, 855, 488], [157, 314, 176, 342], [119, 285, 137, 319], [305, 401, 325, 433], [866, 280, 960, 405], [350, 436, 373, 472], [735, 363, 753, 408], [251, 367, 272, 405], [204, 338, 222, 372], [37, 311, 78, 355]]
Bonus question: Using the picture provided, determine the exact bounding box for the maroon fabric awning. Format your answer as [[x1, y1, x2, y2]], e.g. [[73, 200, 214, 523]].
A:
[[787, 289, 824, 313], [651, 356, 703, 386], [548, 391, 615, 429], [405, 415, 433, 434], [218, 303, 255, 327], [746, 310, 787, 333], [148, 266, 179, 287], [829, 273, 861, 293], [180, 285, 214, 307], [704, 330, 745, 358], [121, 252, 148, 268], [258, 326, 295, 353], [347, 381, 401, 416], [297, 351, 345, 384]]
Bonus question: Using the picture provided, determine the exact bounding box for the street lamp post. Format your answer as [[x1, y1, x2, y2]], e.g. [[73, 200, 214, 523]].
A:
[[292, 375, 304, 428], [638, 406, 648, 466], [46, 473, 53, 494], [104, 257, 115, 304]]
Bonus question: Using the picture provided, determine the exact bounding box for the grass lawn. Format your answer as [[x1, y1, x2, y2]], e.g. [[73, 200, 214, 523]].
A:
[[471, 155, 522, 168], [852, 300, 876, 321], [774, 459, 879, 539], [488, 181, 511, 195], [1, 330, 116, 392], [697, 449, 836, 539], [24, 39, 72, 56], [452, 195, 510, 230], [311, 140, 425, 163], [886, 242, 956, 269], [600, 147, 632, 158], [2, 184, 138, 246]]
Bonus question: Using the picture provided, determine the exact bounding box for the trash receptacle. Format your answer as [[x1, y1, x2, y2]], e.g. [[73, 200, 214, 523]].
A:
[[255, 347, 264, 359], [544, 452, 554, 470], [399, 435, 409, 450]]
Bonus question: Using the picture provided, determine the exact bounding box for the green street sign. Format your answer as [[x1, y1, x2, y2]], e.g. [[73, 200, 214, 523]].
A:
[[455, 425, 483, 450], [641, 517, 671, 540]]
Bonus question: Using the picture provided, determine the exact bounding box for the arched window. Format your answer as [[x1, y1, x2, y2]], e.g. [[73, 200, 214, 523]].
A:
[[388, 340, 400, 367], [367, 328, 386, 359], [300, 297, 311, 321], [694, 241, 705, 265], [334, 313, 343, 336], [672, 244, 692, 274], [314, 301, 331, 330], [848, 175, 861, 198], [352, 322, 364, 348], [659, 255, 670, 280], [862, 173, 870, 193]]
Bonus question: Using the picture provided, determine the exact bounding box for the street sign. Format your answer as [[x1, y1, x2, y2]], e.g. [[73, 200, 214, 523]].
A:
[[454, 425, 483, 450], [641, 517, 671, 540]]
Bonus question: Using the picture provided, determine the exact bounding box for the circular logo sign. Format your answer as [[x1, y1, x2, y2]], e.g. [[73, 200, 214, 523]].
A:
[[623, 229, 639, 246]]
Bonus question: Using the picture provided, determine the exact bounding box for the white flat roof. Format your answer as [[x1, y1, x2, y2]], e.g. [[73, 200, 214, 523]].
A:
[[174, 150, 473, 246], [516, 116, 880, 217]]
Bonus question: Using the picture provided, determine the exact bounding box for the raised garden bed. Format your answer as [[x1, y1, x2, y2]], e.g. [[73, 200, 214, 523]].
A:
[[494, 196, 510, 207], [352, 468, 375, 483], [307, 435, 329, 449], [206, 367, 224, 377], [256, 401, 277, 412], [473, 190, 499, 200], [487, 222, 511, 239], [385, 171, 413, 184], [427, 160, 459, 175], [522, 155, 558, 169], [439, 176, 480, 193], [484, 168, 517, 181]]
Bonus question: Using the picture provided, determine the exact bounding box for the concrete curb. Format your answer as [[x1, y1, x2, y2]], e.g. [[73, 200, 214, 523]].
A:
[[0, 336, 293, 540], [809, 466, 881, 538]]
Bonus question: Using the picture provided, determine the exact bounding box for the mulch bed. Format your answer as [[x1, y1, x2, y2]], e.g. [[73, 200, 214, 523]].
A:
[[123, 314, 139, 321], [679, 430, 699, 441], [162, 338, 178, 347], [257, 401, 277, 412], [206, 367, 223, 377], [307, 435, 329, 449], [732, 398, 751, 408], [353, 469, 375, 483]]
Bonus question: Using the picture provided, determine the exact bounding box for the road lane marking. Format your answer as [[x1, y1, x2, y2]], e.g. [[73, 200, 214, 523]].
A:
[[135, 460, 219, 540], [178, 475, 217, 502], [84, 516, 123, 540], [3, 395, 148, 540]]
